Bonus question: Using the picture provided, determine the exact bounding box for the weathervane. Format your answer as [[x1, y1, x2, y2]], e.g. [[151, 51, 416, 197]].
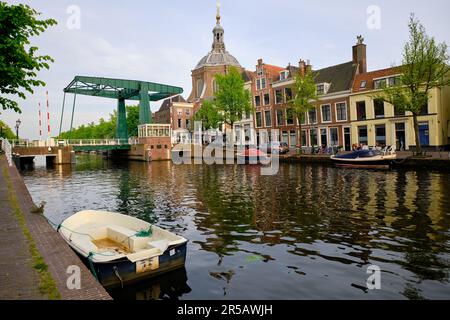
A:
[[216, 0, 221, 23]]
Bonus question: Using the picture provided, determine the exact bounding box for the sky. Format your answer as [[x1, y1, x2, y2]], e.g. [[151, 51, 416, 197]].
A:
[[2, 0, 450, 140]]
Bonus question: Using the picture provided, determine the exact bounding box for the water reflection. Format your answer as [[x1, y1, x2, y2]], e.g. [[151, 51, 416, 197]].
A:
[[21, 155, 450, 300], [107, 267, 191, 300]]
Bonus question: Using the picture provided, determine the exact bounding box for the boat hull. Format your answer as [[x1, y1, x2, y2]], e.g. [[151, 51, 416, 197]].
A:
[[332, 160, 393, 169], [80, 242, 187, 288], [331, 158, 395, 169], [331, 150, 396, 169]]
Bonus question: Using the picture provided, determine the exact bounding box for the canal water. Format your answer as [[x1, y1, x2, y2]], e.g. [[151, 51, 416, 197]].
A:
[[21, 155, 450, 300]]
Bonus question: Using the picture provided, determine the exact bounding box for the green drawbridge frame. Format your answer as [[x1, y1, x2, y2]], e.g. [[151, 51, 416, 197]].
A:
[[60, 76, 183, 140]]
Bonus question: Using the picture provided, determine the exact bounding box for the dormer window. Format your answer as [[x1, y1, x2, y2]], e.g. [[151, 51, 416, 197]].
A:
[[374, 79, 387, 90], [317, 83, 330, 95], [279, 71, 289, 81], [360, 80, 367, 89]]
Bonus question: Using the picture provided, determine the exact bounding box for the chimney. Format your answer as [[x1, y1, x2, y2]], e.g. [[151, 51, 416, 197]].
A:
[[299, 59, 306, 77], [353, 35, 367, 74], [306, 59, 312, 74]]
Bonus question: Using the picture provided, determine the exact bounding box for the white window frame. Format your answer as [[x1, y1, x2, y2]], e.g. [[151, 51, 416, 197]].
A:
[[335, 101, 348, 122], [264, 110, 272, 128], [261, 78, 267, 89], [308, 109, 317, 125], [284, 87, 292, 102], [254, 95, 261, 107], [329, 127, 339, 147], [263, 93, 270, 106], [286, 108, 295, 126], [320, 104, 332, 124], [276, 109, 285, 127], [275, 89, 283, 105], [255, 111, 263, 128], [279, 71, 288, 81]]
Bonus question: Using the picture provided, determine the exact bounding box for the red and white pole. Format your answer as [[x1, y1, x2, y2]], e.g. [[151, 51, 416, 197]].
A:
[[38, 103, 43, 140], [46, 91, 51, 138]]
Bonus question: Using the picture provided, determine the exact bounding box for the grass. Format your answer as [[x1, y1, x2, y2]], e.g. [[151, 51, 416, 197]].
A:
[[2, 163, 61, 300]]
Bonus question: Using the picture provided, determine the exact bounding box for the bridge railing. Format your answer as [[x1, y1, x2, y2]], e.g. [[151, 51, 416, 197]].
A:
[[9, 138, 139, 147], [0, 138, 13, 166], [63, 139, 131, 146]]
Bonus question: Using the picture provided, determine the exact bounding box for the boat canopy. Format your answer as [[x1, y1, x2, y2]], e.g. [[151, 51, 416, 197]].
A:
[[335, 150, 382, 159]]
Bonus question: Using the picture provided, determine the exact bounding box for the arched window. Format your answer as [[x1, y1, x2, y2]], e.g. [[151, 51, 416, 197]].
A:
[[196, 79, 204, 98]]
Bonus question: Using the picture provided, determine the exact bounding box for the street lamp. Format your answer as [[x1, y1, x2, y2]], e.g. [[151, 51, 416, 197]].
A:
[[15, 119, 21, 140]]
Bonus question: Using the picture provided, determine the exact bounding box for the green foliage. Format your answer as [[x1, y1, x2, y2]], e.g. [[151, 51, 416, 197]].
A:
[[0, 2, 57, 113], [0, 120, 16, 139], [288, 69, 318, 125], [126, 105, 139, 136], [194, 100, 221, 130], [58, 105, 140, 139], [214, 67, 253, 127], [376, 14, 450, 154]]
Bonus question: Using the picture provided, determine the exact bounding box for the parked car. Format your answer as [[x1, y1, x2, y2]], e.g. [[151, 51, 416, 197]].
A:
[[259, 142, 290, 154]]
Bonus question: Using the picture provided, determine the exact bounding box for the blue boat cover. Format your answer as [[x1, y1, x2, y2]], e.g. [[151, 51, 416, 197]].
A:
[[335, 150, 382, 159]]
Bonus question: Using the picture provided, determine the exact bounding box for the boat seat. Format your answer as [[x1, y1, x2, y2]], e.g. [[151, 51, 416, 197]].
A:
[[148, 239, 169, 253], [106, 225, 136, 244], [68, 233, 98, 254]]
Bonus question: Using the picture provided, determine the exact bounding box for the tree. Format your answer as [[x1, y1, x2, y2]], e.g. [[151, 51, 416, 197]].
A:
[[126, 105, 140, 137], [376, 14, 450, 155], [57, 105, 140, 139], [194, 100, 221, 130], [287, 68, 318, 152], [0, 120, 15, 139], [0, 2, 57, 113], [214, 67, 252, 143]]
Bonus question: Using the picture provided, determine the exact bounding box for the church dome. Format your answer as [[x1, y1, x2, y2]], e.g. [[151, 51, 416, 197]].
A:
[[195, 51, 241, 70]]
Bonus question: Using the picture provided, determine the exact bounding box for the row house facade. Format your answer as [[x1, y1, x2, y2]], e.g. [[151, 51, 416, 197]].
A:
[[153, 95, 195, 144], [350, 67, 450, 151], [252, 59, 286, 146], [251, 38, 367, 151]]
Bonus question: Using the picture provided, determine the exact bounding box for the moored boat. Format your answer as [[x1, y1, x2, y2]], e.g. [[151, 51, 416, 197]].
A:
[[330, 148, 396, 169], [237, 147, 269, 164], [58, 210, 187, 288]]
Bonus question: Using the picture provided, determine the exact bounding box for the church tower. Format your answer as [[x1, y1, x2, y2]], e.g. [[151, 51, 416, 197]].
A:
[[188, 1, 243, 104]]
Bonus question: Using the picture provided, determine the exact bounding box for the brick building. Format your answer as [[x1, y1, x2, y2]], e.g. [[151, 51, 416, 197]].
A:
[[153, 95, 194, 143], [251, 37, 367, 150]]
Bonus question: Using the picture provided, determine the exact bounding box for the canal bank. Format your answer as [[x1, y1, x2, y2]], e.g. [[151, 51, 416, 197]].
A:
[[279, 152, 450, 170], [0, 154, 111, 300]]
